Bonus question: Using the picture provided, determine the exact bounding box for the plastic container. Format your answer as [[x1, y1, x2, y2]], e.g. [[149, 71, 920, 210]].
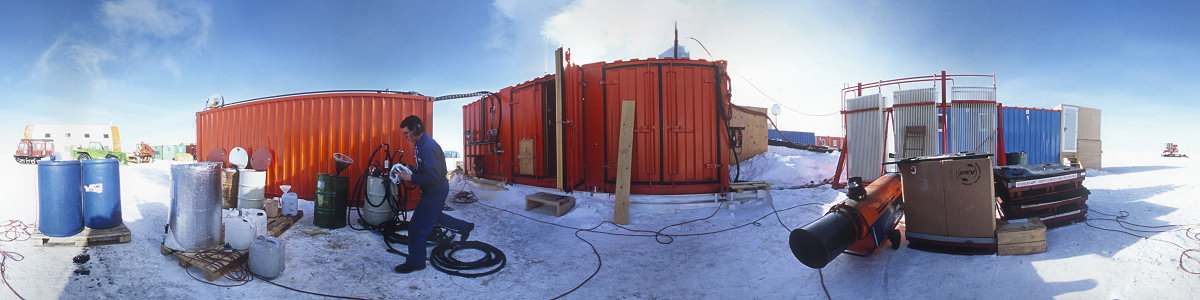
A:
[[81, 158, 122, 229], [37, 160, 84, 237], [224, 217, 255, 250], [248, 236, 286, 279], [361, 176, 396, 227], [241, 208, 268, 237]]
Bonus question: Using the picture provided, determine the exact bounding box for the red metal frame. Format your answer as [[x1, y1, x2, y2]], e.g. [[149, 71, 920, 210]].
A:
[[831, 71, 996, 189]]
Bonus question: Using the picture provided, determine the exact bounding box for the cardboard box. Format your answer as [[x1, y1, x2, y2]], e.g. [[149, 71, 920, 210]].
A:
[[997, 218, 1047, 255], [898, 154, 997, 238]]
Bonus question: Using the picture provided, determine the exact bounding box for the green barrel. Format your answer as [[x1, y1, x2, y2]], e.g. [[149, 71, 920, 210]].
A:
[[1005, 152, 1028, 165], [314, 173, 349, 229]]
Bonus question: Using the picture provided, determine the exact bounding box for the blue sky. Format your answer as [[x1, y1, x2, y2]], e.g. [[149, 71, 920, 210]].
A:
[[2, 0, 1198, 155]]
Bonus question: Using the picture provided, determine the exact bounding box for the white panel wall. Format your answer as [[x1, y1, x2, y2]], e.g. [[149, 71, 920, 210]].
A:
[[846, 94, 885, 182], [892, 88, 939, 159], [949, 87, 998, 162]]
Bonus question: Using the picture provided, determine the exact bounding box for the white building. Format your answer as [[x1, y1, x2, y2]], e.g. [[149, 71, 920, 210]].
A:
[[22, 124, 122, 156]]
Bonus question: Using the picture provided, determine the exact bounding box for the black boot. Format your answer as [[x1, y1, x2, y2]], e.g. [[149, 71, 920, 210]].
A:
[[394, 264, 426, 274], [459, 222, 475, 241]]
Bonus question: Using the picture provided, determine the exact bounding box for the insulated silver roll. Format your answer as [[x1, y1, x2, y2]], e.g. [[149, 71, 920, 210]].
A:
[[168, 162, 223, 252]]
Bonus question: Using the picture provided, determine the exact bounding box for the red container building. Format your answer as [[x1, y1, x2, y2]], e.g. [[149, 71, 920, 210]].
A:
[[196, 91, 434, 208], [464, 57, 733, 195]]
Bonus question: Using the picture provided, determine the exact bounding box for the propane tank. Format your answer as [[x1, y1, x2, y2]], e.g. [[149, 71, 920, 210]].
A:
[[248, 236, 286, 279]]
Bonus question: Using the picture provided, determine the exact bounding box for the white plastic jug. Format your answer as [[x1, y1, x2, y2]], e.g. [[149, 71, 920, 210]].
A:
[[281, 192, 299, 216], [248, 236, 286, 279], [224, 218, 255, 250], [241, 208, 268, 237]]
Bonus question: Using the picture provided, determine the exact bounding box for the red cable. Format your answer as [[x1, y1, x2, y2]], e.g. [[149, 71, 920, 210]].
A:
[[1, 248, 25, 300]]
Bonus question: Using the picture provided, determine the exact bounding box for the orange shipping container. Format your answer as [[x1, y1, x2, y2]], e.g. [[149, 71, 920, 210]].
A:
[[196, 91, 434, 208]]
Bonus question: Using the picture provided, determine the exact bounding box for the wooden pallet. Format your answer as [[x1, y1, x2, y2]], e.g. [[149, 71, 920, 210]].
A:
[[729, 181, 771, 193], [267, 210, 303, 237], [526, 192, 576, 217], [161, 211, 303, 281], [32, 223, 132, 247], [161, 244, 248, 281], [465, 176, 509, 190]]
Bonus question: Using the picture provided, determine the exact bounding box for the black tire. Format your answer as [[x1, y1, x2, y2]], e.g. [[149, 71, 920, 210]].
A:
[[78, 153, 91, 160], [888, 229, 902, 250], [105, 154, 118, 159]]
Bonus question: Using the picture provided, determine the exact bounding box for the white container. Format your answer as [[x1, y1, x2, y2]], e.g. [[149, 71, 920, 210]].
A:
[[361, 176, 396, 227], [238, 171, 267, 209], [264, 198, 281, 217], [281, 192, 299, 216], [224, 218, 255, 250], [239, 208, 268, 237], [248, 236, 286, 279]]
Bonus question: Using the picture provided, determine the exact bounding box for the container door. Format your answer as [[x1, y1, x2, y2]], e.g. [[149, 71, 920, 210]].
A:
[[603, 64, 661, 185], [662, 64, 720, 184], [1061, 106, 1078, 152]]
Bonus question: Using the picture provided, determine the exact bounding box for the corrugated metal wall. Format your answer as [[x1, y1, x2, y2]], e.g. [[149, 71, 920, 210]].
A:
[[767, 130, 816, 145], [892, 88, 939, 158], [197, 92, 434, 204], [846, 94, 885, 182], [948, 87, 998, 160], [1001, 108, 1061, 164]]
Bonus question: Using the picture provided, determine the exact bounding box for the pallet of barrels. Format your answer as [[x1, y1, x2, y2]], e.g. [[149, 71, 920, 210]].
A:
[[33, 159, 131, 246], [993, 163, 1089, 228]]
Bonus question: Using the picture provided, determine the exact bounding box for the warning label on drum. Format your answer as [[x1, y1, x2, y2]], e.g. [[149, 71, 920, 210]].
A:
[[84, 183, 104, 193]]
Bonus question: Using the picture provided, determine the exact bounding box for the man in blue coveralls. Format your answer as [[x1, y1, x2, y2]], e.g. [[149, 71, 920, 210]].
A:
[[391, 115, 475, 274]]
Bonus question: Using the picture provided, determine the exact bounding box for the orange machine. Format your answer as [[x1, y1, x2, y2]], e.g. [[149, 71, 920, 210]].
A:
[[789, 173, 904, 269]]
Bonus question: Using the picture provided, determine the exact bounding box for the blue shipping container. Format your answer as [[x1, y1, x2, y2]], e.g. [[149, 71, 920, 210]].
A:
[[768, 130, 816, 145], [1001, 108, 1061, 164]]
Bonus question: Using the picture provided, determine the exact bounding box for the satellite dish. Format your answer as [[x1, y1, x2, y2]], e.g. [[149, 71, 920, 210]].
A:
[[229, 147, 249, 169], [770, 104, 782, 116], [207, 94, 225, 108]]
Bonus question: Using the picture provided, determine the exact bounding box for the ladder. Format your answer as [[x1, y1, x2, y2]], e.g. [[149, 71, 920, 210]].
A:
[[1062, 152, 1082, 168], [902, 126, 926, 158]]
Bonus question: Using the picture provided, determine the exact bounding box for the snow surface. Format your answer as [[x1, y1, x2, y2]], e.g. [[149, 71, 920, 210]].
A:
[[1, 149, 1199, 299]]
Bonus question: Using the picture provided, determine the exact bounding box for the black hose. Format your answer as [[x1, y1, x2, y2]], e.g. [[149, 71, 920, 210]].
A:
[[429, 241, 506, 278]]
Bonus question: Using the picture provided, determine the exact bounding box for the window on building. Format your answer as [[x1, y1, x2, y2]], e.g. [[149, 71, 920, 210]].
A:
[[832, 140, 839, 147], [85, 134, 91, 138], [104, 134, 109, 138], [45, 133, 51, 138], [66, 133, 71, 138]]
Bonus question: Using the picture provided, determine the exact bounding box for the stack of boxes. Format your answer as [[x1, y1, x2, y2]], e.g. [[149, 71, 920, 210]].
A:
[[993, 163, 1089, 228]]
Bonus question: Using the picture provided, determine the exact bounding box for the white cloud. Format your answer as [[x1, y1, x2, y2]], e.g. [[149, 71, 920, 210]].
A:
[[101, 0, 212, 48], [32, 36, 115, 91]]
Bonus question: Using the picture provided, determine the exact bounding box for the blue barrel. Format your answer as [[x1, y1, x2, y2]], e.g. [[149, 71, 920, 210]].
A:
[[82, 158, 122, 229], [38, 160, 83, 237]]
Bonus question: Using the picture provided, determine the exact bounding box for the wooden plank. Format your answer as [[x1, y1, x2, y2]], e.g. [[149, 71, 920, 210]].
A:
[[32, 223, 132, 247], [525, 192, 576, 217], [555, 47, 565, 191], [998, 241, 1047, 256], [728, 106, 769, 164], [267, 210, 304, 237], [161, 244, 248, 281], [614, 100, 636, 225]]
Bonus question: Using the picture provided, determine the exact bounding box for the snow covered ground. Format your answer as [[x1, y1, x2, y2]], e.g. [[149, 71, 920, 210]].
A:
[[1, 147, 1198, 299]]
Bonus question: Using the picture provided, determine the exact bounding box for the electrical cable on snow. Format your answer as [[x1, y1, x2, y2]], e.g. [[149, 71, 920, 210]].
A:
[[169, 247, 370, 299], [1, 247, 25, 300], [1, 220, 36, 242], [1084, 208, 1200, 274]]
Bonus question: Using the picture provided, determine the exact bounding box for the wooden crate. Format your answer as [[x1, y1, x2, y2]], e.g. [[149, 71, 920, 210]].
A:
[[525, 192, 575, 217], [161, 211, 303, 281], [996, 218, 1047, 256], [32, 223, 132, 247]]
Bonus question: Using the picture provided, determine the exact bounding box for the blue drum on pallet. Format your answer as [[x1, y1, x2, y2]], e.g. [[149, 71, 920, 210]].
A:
[[38, 160, 83, 237], [82, 158, 122, 229]]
